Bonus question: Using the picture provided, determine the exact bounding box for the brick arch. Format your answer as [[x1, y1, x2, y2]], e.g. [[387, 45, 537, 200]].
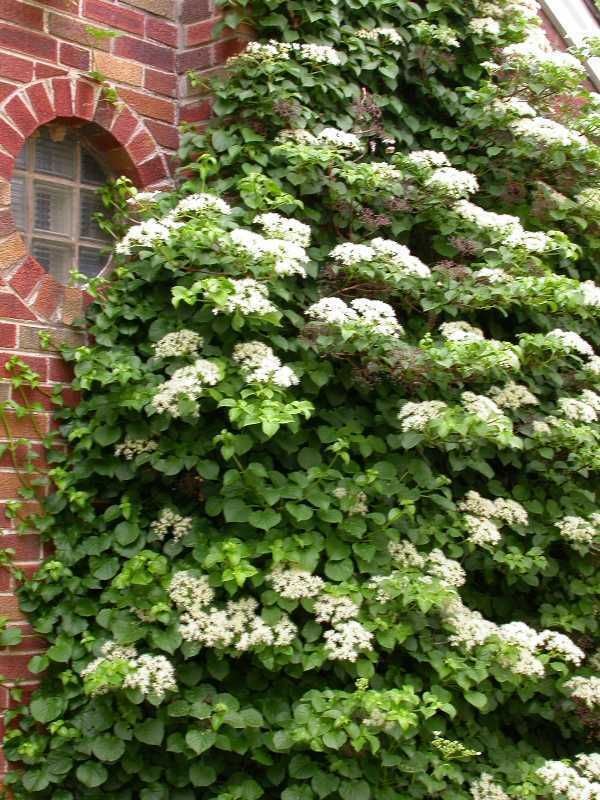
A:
[[0, 76, 172, 325]]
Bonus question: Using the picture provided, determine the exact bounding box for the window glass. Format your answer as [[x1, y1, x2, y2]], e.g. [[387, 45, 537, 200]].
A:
[[10, 125, 111, 283]]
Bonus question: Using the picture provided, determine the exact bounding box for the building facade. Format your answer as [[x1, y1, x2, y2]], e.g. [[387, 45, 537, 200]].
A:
[[0, 0, 588, 778]]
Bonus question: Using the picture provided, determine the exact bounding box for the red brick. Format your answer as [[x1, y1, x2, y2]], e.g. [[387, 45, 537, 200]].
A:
[[176, 44, 213, 74], [117, 88, 175, 122], [11, 387, 54, 413], [0, 440, 48, 468], [35, 63, 67, 80], [9, 257, 46, 299], [0, 293, 36, 321], [0, 152, 13, 180], [0, 82, 15, 102], [1, 411, 49, 438], [110, 106, 138, 144], [60, 42, 90, 70], [0, 353, 48, 381], [26, 84, 55, 126], [48, 14, 111, 50], [186, 18, 218, 47], [214, 37, 247, 63], [180, 0, 212, 23], [48, 357, 72, 382], [180, 98, 212, 123], [5, 96, 38, 139], [93, 98, 117, 130], [0, 474, 27, 500], [0, 52, 33, 83], [32, 274, 63, 320], [146, 119, 178, 149], [0, 1, 44, 30], [9, 633, 47, 653], [0, 571, 11, 592], [0, 323, 16, 348], [128, 130, 157, 163], [0, 653, 37, 679], [114, 36, 175, 72], [84, 0, 145, 35], [52, 78, 74, 117], [137, 154, 170, 185], [146, 17, 178, 47], [0, 210, 15, 240], [0, 118, 24, 157], [144, 68, 177, 97], [0, 24, 57, 61], [75, 81, 98, 120]]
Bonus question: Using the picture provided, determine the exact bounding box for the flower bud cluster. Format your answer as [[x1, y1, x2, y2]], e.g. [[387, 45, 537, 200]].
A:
[[151, 508, 193, 542], [153, 330, 203, 359], [233, 341, 299, 388], [151, 359, 222, 417], [114, 439, 158, 460]]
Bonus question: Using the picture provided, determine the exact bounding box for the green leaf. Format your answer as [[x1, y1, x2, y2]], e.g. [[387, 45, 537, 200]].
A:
[[189, 763, 217, 786], [465, 691, 488, 710], [30, 695, 66, 723], [76, 762, 108, 788], [92, 735, 126, 762], [94, 425, 121, 446], [249, 509, 281, 530], [135, 719, 164, 746], [185, 729, 217, 754], [340, 782, 370, 800]]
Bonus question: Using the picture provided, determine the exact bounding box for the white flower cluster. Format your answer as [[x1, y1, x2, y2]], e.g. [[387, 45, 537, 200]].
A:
[[405, 150, 450, 169], [81, 641, 176, 699], [241, 40, 341, 65], [577, 754, 600, 781], [470, 774, 510, 800], [474, 268, 509, 283], [388, 540, 426, 569], [151, 359, 222, 417], [314, 595, 360, 624], [323, 620, 373, 662], [398, 400, 448, 431], [114, 438, 158, 460], [333, 486, 368, 515], [356, 27, 403, 45], [565, 676, 600, 709], [558, 391, 600, 423], [169, 572, 297, 652], [230, 229, 309, 277], [317, 127, 363, 150], [461, 392, 508, 423], [580, 280, 600, 308], [306, 297, 404, 337], [255, 213, 311, 247], [388, 540, 465, 587], [468, 17, 501, 36], [537, 759, 600, 800], [547, 329, 595, 357], [511, 118, 590, 150], [425, 167, 479, 199], [492, 97, 536, 118], [153, 330, 203, 359], [127, 190, 161, 207], [428, 549, 466, 587], [329, 238, 430, 278], [453, 200, 554, 252], [268, 566, 325, 599], [215, 278, 278, 316], [501, 30, 586, 75], [173, 193, 232, 216], [122, 654, 177, 697], [556, 514, 600, 547], [233, 341, 299, 388], [115, 214, 182, 255], [489, 382, 538, 410], [443, 598, 584, 676], [151, 508, 193, 542], [439, 321, 484, 343], [577, 187, 600, 213]]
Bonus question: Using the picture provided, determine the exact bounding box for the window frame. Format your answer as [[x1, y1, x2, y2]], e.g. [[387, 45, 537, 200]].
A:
[[11, 125, 111, 284]]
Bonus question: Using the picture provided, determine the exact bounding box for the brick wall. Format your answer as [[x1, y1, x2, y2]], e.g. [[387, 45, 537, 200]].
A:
[[0, 0, 248, 775]]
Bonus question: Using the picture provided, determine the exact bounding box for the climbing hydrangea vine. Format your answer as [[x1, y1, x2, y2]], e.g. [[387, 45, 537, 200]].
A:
[[4, 0, 600, 798]]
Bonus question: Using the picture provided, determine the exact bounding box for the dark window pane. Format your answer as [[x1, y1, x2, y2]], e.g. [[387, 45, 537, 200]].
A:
[[10, 176, 26, 231], [33, 182, 71, 235], [34, 129, 75, 178], [81, 149, 106, 184], [14, 144, 27, 170], [80, 189, 106, 240], [32, 239, 74, 284], [78, 246, 106, 277]]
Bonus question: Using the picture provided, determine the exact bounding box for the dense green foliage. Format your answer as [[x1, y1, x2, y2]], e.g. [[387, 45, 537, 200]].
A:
[[4, 1, 600, 799]]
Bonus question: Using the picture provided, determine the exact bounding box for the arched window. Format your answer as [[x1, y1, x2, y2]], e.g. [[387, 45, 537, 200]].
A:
[[11, 124, 111, 285]]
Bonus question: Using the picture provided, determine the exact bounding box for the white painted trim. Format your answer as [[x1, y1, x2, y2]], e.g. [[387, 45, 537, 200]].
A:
[[540, 0, 600, 88]]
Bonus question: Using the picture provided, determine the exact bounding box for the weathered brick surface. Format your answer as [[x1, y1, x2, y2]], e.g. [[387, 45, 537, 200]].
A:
[[0, 0, 250, 780]]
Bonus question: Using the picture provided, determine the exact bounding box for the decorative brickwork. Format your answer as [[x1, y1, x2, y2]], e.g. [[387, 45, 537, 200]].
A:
[[0, 0, 249, 775]]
